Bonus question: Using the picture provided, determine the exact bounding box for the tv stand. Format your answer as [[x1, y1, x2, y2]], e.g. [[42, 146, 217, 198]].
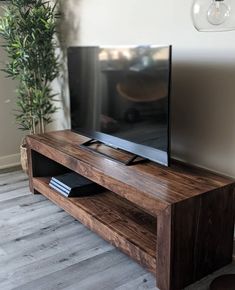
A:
[[81, 138, 148, 166], [26, 130, 235, 290]]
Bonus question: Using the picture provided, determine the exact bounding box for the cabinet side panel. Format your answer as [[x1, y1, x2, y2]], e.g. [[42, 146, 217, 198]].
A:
[[171, 185, 235, 289], [156, 206, 173, 290], [173, 197, 200, 289], [194, 185, 235, 280]]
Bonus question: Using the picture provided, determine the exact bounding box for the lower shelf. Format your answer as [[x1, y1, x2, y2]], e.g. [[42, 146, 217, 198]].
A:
[[33, 177, 157, 273]]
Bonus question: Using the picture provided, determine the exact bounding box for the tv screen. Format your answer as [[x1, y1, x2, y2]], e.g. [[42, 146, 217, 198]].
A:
[[68, 45, 171, 166]]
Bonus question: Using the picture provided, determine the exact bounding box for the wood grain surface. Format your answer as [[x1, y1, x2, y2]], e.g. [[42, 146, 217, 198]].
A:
[[26, 130, 235, 290], [33, 177, 157, 273], [26, 130, 234, 216]]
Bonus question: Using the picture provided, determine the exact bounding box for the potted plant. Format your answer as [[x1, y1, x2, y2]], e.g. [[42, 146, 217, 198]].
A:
[[0, 0, 60, 172]]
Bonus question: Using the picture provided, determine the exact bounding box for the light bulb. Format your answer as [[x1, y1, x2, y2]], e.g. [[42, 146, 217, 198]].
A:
[[207, 0, 230, 25], [191, 0, 235, 32]]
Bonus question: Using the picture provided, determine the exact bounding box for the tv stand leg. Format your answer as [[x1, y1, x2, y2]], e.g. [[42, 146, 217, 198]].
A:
[[32, 189, 41, 195], [27, 147, 38, 194], [156, 187, 235, 290], [156, 206, 172, 290]]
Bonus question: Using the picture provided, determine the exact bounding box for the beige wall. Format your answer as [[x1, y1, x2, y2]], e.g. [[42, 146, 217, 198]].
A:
[[0, 6, 24, 169], [59, 0, 235, 178], [2, 0, 234, 176]]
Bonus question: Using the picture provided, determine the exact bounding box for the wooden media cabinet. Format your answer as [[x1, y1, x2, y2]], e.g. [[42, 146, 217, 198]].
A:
[[26, 130, 235, 290]]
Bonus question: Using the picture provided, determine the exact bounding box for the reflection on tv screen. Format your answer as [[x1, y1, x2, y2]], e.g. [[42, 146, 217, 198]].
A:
[[68, 46, 171, 165]]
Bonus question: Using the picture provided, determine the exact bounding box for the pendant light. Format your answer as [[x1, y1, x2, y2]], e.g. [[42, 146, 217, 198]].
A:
[[192, 0, 235, 31]]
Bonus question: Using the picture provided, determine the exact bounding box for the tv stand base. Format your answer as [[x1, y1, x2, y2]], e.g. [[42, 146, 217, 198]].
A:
[[80, 138, 148, 165], [26, 130, 235, 290]]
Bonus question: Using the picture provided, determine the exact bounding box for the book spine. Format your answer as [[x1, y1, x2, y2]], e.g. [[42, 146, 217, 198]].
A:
[[51, 177, 71, 191], [50, 180, 70, 194], [49, 183, 69, 197]]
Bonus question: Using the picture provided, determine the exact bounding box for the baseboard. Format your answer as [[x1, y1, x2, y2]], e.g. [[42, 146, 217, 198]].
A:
[[0, 153, 21, 170]]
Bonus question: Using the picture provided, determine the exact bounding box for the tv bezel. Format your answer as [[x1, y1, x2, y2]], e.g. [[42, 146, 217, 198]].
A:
[[68, 45, 172, 166]]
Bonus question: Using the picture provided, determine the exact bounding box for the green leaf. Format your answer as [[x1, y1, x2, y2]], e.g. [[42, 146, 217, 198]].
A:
[[0, 0, 60, 133]]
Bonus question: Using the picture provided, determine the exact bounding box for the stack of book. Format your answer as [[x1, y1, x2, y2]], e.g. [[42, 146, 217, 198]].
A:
[[49, 172, 103, 198]]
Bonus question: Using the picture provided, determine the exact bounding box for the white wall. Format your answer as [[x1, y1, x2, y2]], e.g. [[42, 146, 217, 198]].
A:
[[60, 0, 235, 178], [3, 0, 232, 176], [0, 7, 24, 169]]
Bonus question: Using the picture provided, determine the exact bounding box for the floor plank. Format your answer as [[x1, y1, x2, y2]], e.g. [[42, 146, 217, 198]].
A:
[[114, 273, 156, 290], [0, 170, 234, 290]]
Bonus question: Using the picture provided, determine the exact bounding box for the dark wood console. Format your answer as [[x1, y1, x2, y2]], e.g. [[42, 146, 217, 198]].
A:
[[26, 130, 235, 290]]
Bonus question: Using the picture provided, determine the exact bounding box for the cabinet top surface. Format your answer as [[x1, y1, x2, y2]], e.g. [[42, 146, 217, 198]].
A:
[[27, 130, 234, 209]]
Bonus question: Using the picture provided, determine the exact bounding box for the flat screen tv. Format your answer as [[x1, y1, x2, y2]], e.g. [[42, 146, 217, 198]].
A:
[[67, 45, 172, 166]]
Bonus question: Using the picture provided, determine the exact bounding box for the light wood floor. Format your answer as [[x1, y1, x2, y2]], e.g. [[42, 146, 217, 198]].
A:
[[0, 170, 234, 290]]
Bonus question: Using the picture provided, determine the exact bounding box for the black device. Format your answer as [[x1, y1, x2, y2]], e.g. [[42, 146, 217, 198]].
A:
[[49, 172, 104, 198], [67, 45, 172, 166]]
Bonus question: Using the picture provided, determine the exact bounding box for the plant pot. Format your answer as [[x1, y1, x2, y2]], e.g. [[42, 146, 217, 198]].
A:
[[20, 143, 28, 174]]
